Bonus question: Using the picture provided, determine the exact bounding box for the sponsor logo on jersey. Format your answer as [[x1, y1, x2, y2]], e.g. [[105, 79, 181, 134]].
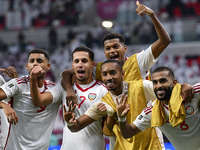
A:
[[8, 83, 14, 88], [185, 105, 194, 115], [88, 93, 96, 100]]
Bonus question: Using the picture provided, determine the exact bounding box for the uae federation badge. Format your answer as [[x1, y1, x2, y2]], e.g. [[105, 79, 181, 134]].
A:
[[88, 93, 97, 100]]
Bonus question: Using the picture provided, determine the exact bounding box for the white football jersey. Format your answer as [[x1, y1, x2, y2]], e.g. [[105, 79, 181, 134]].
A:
[[133, 83, 200, 150], [0, 75, 9, 150], [61, 80, 108, 150], [0, 75, 61, 150]]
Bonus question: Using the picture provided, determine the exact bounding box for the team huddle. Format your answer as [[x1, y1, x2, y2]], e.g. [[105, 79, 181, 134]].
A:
[[0, 1, 200, 150]]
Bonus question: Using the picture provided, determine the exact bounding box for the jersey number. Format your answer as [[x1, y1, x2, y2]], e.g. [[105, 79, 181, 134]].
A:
[[180, 121, 189, 130], [37, 105, 46, 113], [78, 96, 86, 108]]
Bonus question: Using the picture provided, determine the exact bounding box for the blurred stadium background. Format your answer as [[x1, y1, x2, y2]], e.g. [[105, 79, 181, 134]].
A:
[[0, 0, 200, 149]]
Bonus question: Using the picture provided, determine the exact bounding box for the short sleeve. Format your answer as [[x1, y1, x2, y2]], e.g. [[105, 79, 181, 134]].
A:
[[0, 79, 19, 102], [46, 83, 64, 103], [137, 45, 158, 78], [143, 80, 156, 102], [133, 109, 151, 131]]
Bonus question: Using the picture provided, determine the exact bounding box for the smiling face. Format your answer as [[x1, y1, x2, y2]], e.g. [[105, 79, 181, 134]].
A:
[[101, 62, 124, 95], [152, 70, 177, 104], [26, 53, 50, 78], [72, 51, 95, 84], [104, 38, 127, 65]]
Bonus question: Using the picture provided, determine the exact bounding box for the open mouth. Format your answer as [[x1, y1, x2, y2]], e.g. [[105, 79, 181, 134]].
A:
[[77, 70, 85, 77], [110, 55, 119, 60]]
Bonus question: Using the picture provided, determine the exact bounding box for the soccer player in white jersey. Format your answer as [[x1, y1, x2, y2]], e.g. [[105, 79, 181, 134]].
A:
[[0, 66, 18, 150], [116, 66, 200, 150], [31, 46, 109, 150], [0, 49, 61, 150], [60, 46, 108, 150]]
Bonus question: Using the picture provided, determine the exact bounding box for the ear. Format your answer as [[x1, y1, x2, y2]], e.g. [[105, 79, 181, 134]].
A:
[[26, 63, 28, 70], [91, 61, 95, 68], [172, 79, 177, 87], [47, 63, 51, 70], [123, 45, 127, 53]]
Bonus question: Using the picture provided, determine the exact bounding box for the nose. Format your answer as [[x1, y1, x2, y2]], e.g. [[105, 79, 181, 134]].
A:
[[110, 47, 115, 53], [33, 60, 38, 66], [105, 74, 113, 81], [156, 82, 163, 89]]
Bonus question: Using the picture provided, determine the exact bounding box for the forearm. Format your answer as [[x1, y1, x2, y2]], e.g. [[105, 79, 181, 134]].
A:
[[30, 78, 43, 106], [150, 14, 171, 44], [119, 121, 140, 139], [106, 115, 115, 131], [67, 115, 95, 132], [61, 70, 74, 92]]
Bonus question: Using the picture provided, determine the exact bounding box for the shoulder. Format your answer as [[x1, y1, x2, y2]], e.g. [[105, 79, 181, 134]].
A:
[[15, 75, 30, 84], [193, 83, 200, 94], [143, 104, 153, 115], [45, 80, 57, 87]]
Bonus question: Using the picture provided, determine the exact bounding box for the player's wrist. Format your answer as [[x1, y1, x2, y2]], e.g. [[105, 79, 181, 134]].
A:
[[117, 116, 126, 122]]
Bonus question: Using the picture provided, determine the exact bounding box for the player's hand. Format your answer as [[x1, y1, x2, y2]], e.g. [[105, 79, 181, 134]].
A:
[[2, 103, 19, 125], [136, 1, 154, 17], [30, 66, 45, 79], [63, 102, 76, 123], [66, 89, 78, 106], [97, 103, 107, 112], [116, 94, 130, 117], [181, 84, 194, 104], [0, 66, 18, 78]]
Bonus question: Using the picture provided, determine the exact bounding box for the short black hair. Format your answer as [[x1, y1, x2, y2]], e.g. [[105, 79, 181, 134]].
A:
[[101, 59, 123, 72], [102, 33, 125, 45], [152, 66, 175, 79], [28, 48, 49, 61], [72, 46, 94, 61]]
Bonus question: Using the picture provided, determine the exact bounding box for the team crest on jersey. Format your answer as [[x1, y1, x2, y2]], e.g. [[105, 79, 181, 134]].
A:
[[8, 83, 14, 88], [185, 105, 194, 115], [88, 93, 97, 100]]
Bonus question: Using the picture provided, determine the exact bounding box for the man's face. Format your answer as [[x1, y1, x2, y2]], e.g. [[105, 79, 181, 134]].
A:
[[104, 38, 127, 65], [26, 53, 50, 77], [101, 62, 124, 95], [152, 70, 176, 102], [72, 51, 95, 84]]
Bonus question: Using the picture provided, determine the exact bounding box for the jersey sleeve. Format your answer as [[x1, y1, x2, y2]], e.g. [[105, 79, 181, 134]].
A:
[[193, 83, 200, 105], [0, 75, 5, 85], [143, 80, 156, 102], [137, 45, 158, 78], [46, 83, 64, 103], [99, 84, 109, 98], [85, 101, 114, 120], [0, 79, 20, 102], [133, 108, 152, 131]]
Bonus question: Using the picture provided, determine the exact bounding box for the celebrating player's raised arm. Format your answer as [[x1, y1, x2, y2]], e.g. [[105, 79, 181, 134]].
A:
[[30, 66, 53, 106], [135, 1, 171, 59]]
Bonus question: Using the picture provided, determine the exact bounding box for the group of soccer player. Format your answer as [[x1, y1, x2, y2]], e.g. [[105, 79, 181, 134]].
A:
[[0, 1, 199, 150]]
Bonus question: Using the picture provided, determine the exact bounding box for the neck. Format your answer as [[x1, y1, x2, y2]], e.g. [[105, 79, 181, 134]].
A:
[[77, 78, 94, 85]]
